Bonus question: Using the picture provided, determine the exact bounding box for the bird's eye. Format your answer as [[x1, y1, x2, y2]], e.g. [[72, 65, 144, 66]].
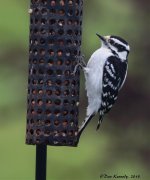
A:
[[120, 46, 125, 50], [109, 39, 114, 45]]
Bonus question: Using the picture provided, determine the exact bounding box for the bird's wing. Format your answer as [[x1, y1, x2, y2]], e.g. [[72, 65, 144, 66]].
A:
[[99, 56, 127, 118]]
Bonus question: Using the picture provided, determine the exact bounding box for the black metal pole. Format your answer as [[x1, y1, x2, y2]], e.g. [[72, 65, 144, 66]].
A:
[[36, 145, 47, 180]]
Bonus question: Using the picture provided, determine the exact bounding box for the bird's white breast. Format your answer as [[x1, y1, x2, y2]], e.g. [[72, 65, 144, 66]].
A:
[[84, 47, 112, 115]]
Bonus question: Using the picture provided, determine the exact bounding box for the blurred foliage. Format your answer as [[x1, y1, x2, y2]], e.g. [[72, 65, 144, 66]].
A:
[[0, 0, 150, 179]]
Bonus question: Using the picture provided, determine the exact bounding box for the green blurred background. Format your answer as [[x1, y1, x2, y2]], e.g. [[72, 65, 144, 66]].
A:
[[0, 0, 150, 179]]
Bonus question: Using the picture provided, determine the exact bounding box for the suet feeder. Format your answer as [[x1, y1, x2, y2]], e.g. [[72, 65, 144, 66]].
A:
[[26, 0, 83, 179]]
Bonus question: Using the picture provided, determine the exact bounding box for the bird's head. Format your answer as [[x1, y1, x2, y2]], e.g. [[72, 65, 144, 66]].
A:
[[96, 34, 130, 60]]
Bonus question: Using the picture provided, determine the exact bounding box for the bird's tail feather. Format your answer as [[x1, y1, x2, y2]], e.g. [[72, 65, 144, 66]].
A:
[[96, 109, 104, 130], [78, 113, 95, 137], [96, 116, 103, 131]]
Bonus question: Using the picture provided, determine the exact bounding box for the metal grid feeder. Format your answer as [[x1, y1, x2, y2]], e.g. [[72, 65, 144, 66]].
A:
[[26, 0, 83, 147]]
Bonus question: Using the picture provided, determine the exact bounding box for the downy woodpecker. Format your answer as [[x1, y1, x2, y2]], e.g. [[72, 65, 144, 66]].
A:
[[77, 34, 130, 137]]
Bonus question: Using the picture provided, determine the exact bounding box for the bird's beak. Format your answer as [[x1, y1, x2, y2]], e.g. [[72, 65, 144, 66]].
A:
[[96, 33, 108, 45]]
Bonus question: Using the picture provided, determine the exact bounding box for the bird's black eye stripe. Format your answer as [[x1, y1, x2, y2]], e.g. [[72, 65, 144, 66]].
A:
[[119, 45, 125, 50], [118, 45, 126, 52], [109, 39, 126, 52], [114, 43, 126, 52], [109, 39, 115, 45]]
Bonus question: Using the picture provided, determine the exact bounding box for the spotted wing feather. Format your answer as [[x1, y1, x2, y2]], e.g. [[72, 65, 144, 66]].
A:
[[98, 56, 127, 127]]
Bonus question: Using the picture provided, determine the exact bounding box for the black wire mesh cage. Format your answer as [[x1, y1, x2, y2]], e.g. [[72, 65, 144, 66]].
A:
[[26, 0, 83, 146]]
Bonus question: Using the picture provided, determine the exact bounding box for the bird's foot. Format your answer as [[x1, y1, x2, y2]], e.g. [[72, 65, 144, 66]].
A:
[[76, 54, 87, 67], [72, 54, 87, 76]]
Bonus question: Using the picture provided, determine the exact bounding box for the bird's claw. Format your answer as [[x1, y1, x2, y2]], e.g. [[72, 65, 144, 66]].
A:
[[72, 54, 87, 76], [75, 54, 86, 67]]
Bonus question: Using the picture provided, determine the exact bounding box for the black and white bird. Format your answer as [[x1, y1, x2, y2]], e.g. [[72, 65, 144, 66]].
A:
[[77, 34, 130, 137]]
